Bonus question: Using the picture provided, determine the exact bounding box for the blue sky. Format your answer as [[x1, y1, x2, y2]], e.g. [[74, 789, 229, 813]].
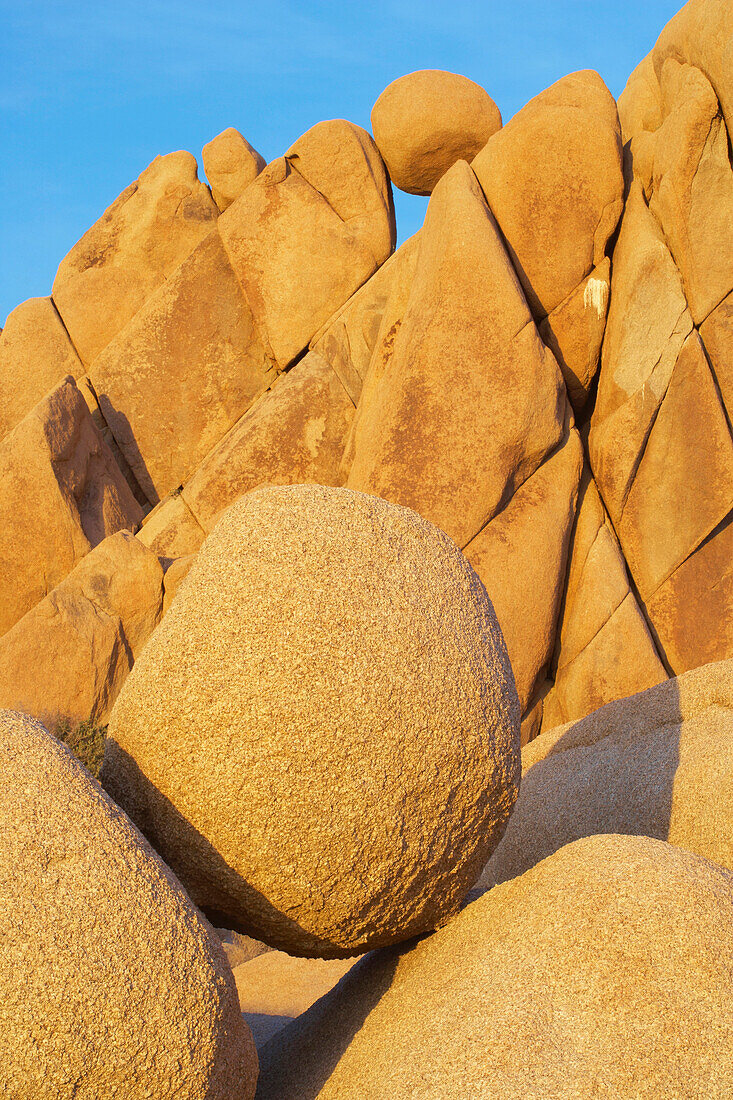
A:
[[1, 0, 681, 325]]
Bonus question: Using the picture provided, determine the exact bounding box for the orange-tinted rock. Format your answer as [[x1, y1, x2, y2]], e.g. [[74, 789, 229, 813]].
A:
[[1, 712, 257, 1100], [162, 554, 196, 614], [182, 352, 354, 534], [202, 127, 265, 211], [53, 152, 218, 365], [538, 259, 610, 412], [0, 533, 163, 731], [472, 70, 623, 317], [137, 491, 206, 562], [648, 59, 733, 324], [219, 122, 394, 369], [616, 330, 733, 602], [541, 473, 667, 731], [464, 429, 583, 713], [0, 378, 143, 637], [90, 230, 276, 505], [371, 70, 502, 195], [102, 485, 520, 957], [700, 288, 733, 423], [646, 514, 733, 674], [618, 53, 663, 194], [0, 297, 83, 439], [310, 234, 420, 405], [258, 835, 733, 1100], [347, 160, 565, 548], [480, 659, 733, 891], [340, 234, 420, 477], [590, 183, 693, 524]]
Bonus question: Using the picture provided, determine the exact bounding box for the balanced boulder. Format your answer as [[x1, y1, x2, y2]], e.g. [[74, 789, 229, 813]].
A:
[[257, 835, 733, 1099], [0, 711, 257, 1100], [371, 70, 501, 195], [202, 126, 266, 211], [102, 484, 520, 957]]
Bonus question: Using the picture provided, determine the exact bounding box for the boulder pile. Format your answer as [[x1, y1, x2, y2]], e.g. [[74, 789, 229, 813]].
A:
[[1, 0, 732, 1095]]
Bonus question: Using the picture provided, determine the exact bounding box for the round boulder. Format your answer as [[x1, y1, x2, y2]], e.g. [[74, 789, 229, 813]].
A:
[[371, 69, 502, 195], [0, 710, 257, 1100], [102, 484, 520, 957], [256, 835, 733, 1099]]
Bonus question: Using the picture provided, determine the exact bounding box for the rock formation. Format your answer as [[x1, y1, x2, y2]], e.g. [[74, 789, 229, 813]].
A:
[[102, 485, 521, 957], [256, 835, 733, 1099], [2, 0, 732, 1091], [0, 711, 257, 1100]]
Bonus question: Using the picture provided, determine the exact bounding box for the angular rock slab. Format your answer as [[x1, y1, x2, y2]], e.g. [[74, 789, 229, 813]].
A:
[[0, 712, 256, 1100], [541, 472, 667, 732], [202, 126, 266, 211], [0, 533, 164, 732], [53, 151, 218, 365], [481, 658, 733, 891], [90, 229, 276, 505], [464, 428, 583, 714], [371, 69, 502, 195], [347, 159, 565, 548], [0, 378, 143, 637], [257, 835, 733, 1100], [0, 297, 83, 440], [218, 121, 395, 369], [182, 351, 354, 534], [102, 485, 520, 957], [473, 69, 624, 318]]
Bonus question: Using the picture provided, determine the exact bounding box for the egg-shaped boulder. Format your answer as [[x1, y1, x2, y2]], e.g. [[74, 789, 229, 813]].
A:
[[0, 711, 257, 1100], [102, 484, 520, 957], [371, 70, 502, 195]]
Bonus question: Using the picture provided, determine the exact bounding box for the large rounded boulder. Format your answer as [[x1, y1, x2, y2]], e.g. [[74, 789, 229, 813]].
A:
[[0, 711, 257, 1100], [102, 484, 520, 957], [256, 835, 733, 1099], [371, 70, 502, 195]]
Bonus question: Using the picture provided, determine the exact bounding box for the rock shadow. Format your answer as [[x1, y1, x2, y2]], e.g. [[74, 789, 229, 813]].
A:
[[254, 945, 402, 1099], [476, 675, 683, 891]]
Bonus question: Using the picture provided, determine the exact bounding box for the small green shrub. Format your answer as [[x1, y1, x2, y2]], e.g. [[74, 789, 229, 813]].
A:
[[55, 718, 107, 778]]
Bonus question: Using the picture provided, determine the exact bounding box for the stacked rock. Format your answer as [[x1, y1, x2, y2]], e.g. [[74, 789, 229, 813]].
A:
[[1, 0, 732, 1093]]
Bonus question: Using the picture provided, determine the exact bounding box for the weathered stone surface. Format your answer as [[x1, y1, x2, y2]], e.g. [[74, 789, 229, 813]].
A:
[[137, 491, 206, 562], [310, 234, 420, 405], [340, 234, 420, 476], [0, 712, 257, 1100], [618, 53, 664, 194], [0, 533, 163, 732], [235, 952, 360, 1050], [542, 472, 667, 731], [648, 59, 733, 324], [371, 70, 502, 195], [0, 297, 83, 439], [53, 151, 218, 365], [646, 513, 733, 675], [590, 183, 693, 524], [0, 378, 143, 637], [700, 288, 733, 424], [347, 160, 565, 548], [162, 553, 196, 614], [219, 122, 394, 368], [102, 485, 520, 957], [182, 352, 354, 533], [464, 428, 583, 713], [90, 229, 276, 505], [472, 70, 624, 318], [615, 329, 733, 603], [257, 835, 733, 1100], [538, 259, 610, 412], [202, 127, 266, 211], [480, 659, 733, 892]]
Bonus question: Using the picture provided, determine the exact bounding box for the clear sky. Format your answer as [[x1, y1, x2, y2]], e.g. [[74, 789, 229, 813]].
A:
[[2, 0, 682, 326]]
